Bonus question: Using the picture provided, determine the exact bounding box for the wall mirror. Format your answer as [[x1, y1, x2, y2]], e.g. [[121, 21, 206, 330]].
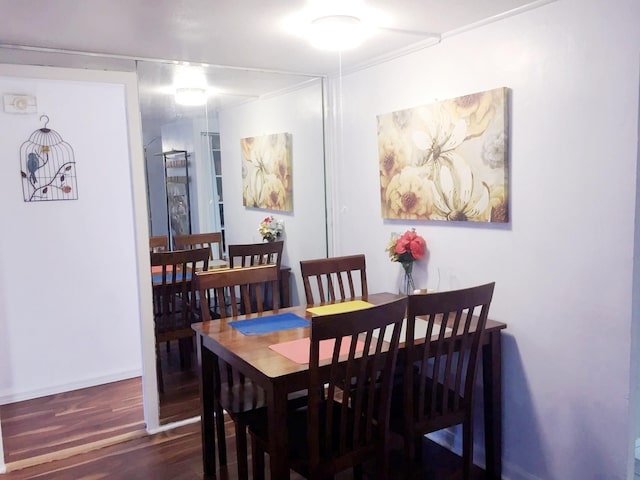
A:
[[0, 46, 328, 464], [137, 58, 328, 425]]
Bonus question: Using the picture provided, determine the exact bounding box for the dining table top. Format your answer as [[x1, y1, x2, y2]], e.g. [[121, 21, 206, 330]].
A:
[[191, 292, 507, 380]]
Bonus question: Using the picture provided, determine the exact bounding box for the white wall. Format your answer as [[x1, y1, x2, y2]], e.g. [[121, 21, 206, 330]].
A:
[[219, 79, 327, 306], [0, 66, 158, 472], [328, 0, 640, 478], [0, 69, 144, 404]]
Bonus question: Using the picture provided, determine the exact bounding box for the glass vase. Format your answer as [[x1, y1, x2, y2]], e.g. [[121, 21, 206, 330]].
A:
[[400, 261, 416, 295]]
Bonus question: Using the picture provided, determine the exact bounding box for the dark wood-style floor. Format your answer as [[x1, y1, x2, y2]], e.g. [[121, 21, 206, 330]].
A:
[[0, 339, 200, 469], [1, 342, 489, 479], [2, 415, 488, 479]]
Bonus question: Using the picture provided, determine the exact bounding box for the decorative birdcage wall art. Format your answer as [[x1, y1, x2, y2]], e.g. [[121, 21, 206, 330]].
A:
[[20, 115, 77, 202]]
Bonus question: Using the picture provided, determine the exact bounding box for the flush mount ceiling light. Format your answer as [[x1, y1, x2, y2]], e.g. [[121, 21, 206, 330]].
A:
[[284, 1, 440, 52], [173, 65, 209, 106], [284, 0, 380, 52], [309, 14, 368, 51], [175, 87, 207, 106]]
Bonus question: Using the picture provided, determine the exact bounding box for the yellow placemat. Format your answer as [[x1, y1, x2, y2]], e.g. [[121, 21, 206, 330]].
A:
[[307, 300, 373, 316]]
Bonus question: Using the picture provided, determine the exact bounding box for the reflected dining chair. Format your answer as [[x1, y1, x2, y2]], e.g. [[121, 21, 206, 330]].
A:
[[391, 282, 495, 479], [248, 297, 408, 480], [300, 254, 368, 305], [194, 264, 280, 480], [149, 235, 168, 252], [227, 240, 283, 269], [151, 247, 210, 393], [174, 232, 224, 265], [228, 240, 283, 310]]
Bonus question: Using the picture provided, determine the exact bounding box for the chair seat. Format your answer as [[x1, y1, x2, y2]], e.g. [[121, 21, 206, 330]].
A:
[[219, 381, 267, 414], [389, 378, 466, 436]]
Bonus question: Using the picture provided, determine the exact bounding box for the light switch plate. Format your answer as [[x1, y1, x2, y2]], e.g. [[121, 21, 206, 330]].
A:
[[3, 94, 37, 114]]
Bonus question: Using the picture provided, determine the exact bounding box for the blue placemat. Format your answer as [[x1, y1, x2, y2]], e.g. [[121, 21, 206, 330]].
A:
[[152, 271, 192, 283], [229, 313, 310, 336]]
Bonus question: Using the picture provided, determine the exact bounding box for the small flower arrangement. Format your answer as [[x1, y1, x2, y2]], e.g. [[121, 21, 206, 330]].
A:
[[258, 215, 284, 242], [386, 228, 427, 294]]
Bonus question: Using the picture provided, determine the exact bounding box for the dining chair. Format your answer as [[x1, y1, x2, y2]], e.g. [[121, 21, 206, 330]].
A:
[[227, 240, 283, 310], [151, 247, 210, 394], [300, 253, 368, 305], [248, 297, 407, 480], [174, 231, 224, 262], [227, 240, 283, 269], [391, 282, 495, 479], [194, 264, 280, 480], [149, 235, 168, 252]]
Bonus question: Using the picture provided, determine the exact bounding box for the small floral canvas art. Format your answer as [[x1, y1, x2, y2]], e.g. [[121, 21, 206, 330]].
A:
[[241, 132, 292, 211], [377, 87, 508, 222]]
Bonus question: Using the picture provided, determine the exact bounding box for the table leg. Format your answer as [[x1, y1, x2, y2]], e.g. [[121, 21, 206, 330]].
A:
[[198, 337, 217, 478], [482, 330, 502, 479], [267, 383, 290, 479]]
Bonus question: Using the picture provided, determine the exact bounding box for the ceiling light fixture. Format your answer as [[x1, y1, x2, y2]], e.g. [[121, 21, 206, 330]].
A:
[[174, 87, 207, 106], [308, 14, 368, 51]]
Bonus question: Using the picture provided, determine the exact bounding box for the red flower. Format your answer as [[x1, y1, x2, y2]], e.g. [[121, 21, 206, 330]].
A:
[[394, 229, 426, 261]]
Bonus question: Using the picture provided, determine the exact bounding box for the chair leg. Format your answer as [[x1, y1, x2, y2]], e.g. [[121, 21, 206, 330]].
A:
[[155, 343, 164, 394], [234, 420, 249, 480], [250, 432, 265, 480], [214, 402, 227, 466], [462, 420, 474, 480]]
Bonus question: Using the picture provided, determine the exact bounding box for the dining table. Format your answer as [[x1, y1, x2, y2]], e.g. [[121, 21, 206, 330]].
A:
[[192, 292, 507, 479]]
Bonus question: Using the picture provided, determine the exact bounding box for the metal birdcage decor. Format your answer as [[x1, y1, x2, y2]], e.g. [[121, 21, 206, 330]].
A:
[[20, 115, 77, 202]]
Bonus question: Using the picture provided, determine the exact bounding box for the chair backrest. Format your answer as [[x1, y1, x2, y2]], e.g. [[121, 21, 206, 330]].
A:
[[149, 235, 168, 253], [300, 254, 368, 305], [150, 247, 210, 340], [404, 282, 495, 430], [174, 232, 224, 261], [306, 297, 407, 475], [227, 241, 283, 270], [194, 264, 280, 319]]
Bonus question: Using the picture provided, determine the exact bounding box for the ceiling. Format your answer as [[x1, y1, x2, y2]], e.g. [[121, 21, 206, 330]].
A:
[[0, 0, 549, 139]]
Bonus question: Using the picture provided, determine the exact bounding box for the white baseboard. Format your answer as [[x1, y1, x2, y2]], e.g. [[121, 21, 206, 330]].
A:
[[0, 462, 6, 474], [0, 369, 142, 405], [146, 415, 200, 435]]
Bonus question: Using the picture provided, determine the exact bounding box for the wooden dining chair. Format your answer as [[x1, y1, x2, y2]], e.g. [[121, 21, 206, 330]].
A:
[[149, 235, 168, 252], [300, 253, 368, 305], [391, 282, 495, 479], [227, 240, 283, 310], [194, 264, 280, 480], [174, 231, 224, 262], [227, 240, 283, 269], [248, 297, 407, 480], [151, 247, 210, 394]]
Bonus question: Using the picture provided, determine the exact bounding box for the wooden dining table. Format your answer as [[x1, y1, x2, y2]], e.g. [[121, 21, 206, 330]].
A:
[[192, 292, 507, 479]]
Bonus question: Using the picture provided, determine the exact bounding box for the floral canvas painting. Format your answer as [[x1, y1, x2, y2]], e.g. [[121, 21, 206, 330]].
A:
[[377, 87, 508, 222], [241, 132, 293, 211]]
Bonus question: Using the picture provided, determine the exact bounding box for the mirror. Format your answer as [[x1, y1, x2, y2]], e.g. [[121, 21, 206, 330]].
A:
[[136, 59, 328, 424]]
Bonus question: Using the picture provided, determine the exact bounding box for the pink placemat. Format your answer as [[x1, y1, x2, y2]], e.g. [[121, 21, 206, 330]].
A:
[[269, 337, 365, 364]]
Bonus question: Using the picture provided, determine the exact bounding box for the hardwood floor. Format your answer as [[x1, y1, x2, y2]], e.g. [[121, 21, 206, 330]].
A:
[[0, 377, 146, 468], [2, 415, 488, 479], [1, 342, 488, 479], [158, 340, 201, 425], [0, 338, 201, 471]]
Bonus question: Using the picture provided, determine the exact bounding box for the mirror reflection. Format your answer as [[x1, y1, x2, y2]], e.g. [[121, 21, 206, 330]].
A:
[[137, 59, 327, 424]]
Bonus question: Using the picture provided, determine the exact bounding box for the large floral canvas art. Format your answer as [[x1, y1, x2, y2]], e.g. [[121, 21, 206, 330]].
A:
[[241, 132, 293, 211], [377, 87, 508, 222]]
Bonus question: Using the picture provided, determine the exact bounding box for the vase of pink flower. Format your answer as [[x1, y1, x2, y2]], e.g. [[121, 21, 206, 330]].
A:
[[386, 228, 427, 295]]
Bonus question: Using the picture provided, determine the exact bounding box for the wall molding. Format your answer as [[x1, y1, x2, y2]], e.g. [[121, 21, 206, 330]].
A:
[[0, 369, 141, 405]]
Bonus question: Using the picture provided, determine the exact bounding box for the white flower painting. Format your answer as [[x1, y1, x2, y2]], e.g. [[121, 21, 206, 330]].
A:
[[377, 87, 509, 222], [241, 132, 293, 211]]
